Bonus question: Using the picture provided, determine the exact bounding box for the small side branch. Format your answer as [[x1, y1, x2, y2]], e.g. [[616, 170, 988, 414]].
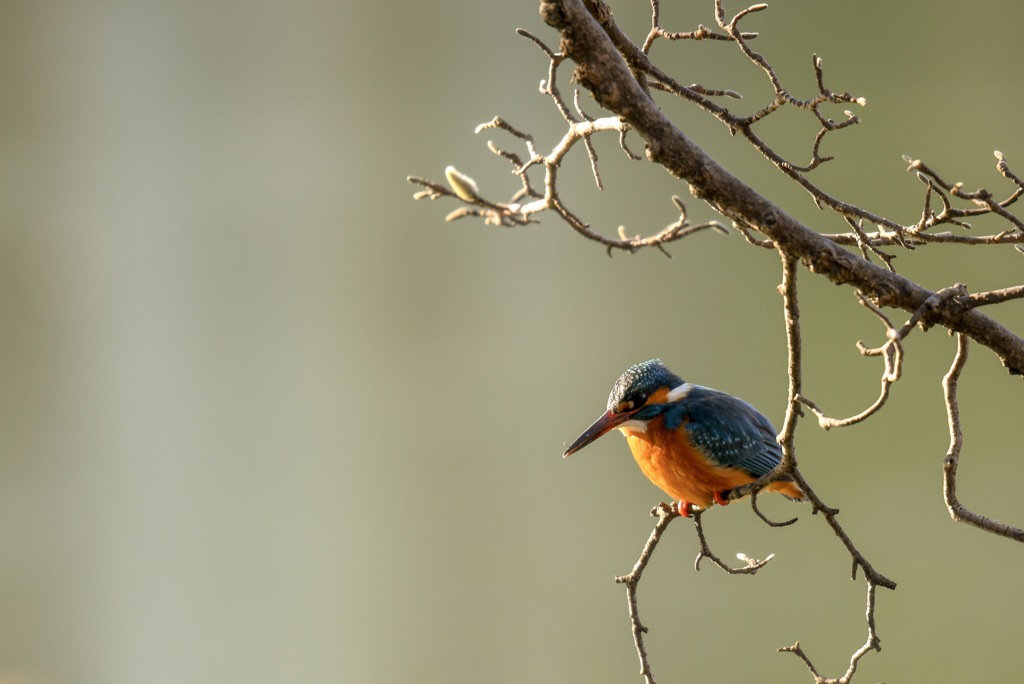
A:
[[908, 153, 1024, 233], [410, 25, 732, 255], [798, 289, 915, 430], [749, 491, 798, 527], [612, 502, 777, 684], [780, 581, 880, 684], [614, 503, 680, 684], [942, 334, 1024, 542], [692, 508, 775, 574]]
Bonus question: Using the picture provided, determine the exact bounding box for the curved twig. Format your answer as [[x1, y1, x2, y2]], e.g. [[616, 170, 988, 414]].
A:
[[942, 335, 1024, 541], [692, 508, 776, 574]]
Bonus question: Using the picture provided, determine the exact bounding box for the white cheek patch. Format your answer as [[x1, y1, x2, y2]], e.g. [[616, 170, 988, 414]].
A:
[[665, 383, 691, 403], [616, 419, 648, 435]]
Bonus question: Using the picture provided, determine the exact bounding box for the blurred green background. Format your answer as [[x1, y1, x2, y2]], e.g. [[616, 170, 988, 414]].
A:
[[2, 1, 1023, 683]]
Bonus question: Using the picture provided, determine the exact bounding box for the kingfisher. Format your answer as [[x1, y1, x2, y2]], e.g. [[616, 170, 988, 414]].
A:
[[563, 359, 804, 516]]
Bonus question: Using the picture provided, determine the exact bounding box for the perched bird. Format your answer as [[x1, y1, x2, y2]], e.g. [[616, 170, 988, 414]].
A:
[[564, 359, 804, 515]]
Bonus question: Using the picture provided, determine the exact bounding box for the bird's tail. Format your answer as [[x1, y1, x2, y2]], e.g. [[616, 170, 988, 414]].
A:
[[767, 479, 806, 502]]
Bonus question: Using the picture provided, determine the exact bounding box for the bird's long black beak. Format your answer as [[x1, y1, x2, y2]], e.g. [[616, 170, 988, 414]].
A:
[[563, 410, 631, 458]]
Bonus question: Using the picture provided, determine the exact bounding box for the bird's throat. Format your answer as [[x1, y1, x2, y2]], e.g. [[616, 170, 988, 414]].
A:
[[616, 419, 648, 436]]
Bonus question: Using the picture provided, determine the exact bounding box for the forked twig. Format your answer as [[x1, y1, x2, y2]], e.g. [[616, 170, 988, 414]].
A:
[[613, 502, 777, 684], [409, 28, 730, 256]]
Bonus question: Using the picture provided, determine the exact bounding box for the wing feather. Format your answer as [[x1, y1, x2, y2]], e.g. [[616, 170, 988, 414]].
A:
[[663, 385, 783, 478]]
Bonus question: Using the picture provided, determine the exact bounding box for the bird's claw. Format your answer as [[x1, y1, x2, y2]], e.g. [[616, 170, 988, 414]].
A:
[[676, 500, 695, 517], [713, 490, 731, 507]]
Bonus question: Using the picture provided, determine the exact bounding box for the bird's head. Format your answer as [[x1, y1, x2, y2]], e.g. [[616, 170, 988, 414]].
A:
[[563, 359, 685, 457]]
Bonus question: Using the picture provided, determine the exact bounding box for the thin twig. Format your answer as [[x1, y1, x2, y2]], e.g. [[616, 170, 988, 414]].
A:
[[780, 581, 880, 684], [613, 503, 680, 684], [799, 292, 903, 430], [749, 491, 798, 527], [942, 335, 1024, 542], [692, 509, 776, 574]]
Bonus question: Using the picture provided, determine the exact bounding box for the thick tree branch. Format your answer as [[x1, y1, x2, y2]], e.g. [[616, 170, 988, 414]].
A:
[[540, 0, 1024, 375]]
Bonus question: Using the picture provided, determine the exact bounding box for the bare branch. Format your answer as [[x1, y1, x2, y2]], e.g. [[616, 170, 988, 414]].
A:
[[960, 284, 1024, 309], [540, 0, 1024, 374], [725, 257, 896, 598], [613, 503, 679, 684], [799, 292, 904, 430], [942, 335, 1024, 541], [413, 3, 1024, 682], [643, 0, 756, 56], [749, 490, 798, 527], [410, 35, 735, 255], [408, 172, 537, 228], [777, 252, 803, 457], [612, 501, 776, 684], [692, 508, 775, 574], [906, 154, 1024, 232], [780, 581, 880, 684], [773, 256, 890, 683], [827, 230, 1024, 248]]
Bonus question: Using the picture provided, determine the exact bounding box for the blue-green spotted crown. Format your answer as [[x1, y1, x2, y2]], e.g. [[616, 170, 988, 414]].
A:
[[607, 359, 685, 410]]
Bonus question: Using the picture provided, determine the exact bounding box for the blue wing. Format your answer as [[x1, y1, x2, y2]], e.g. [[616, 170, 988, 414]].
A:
[[661, 385, 783, 478]]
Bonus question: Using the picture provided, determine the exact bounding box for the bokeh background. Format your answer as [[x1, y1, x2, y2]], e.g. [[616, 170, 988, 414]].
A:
[[2, 1, 1023, 682]]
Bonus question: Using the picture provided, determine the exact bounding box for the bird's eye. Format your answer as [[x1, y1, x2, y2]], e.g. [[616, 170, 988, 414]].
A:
[[614, 393, 648, 414]]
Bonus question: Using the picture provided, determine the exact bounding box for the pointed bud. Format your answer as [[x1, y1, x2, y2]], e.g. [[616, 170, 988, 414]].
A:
[[445, 166, 480, 202]]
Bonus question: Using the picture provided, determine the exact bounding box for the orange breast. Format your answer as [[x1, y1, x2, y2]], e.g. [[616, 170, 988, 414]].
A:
[[622, 417, 757, 509]]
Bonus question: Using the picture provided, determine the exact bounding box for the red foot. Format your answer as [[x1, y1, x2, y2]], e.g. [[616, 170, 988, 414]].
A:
[[676, 500, 694, 517], [713, 490, 731, 507]]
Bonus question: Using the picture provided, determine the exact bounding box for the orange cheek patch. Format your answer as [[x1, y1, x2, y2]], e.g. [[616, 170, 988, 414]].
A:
[[645, 387, 672, 405]]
